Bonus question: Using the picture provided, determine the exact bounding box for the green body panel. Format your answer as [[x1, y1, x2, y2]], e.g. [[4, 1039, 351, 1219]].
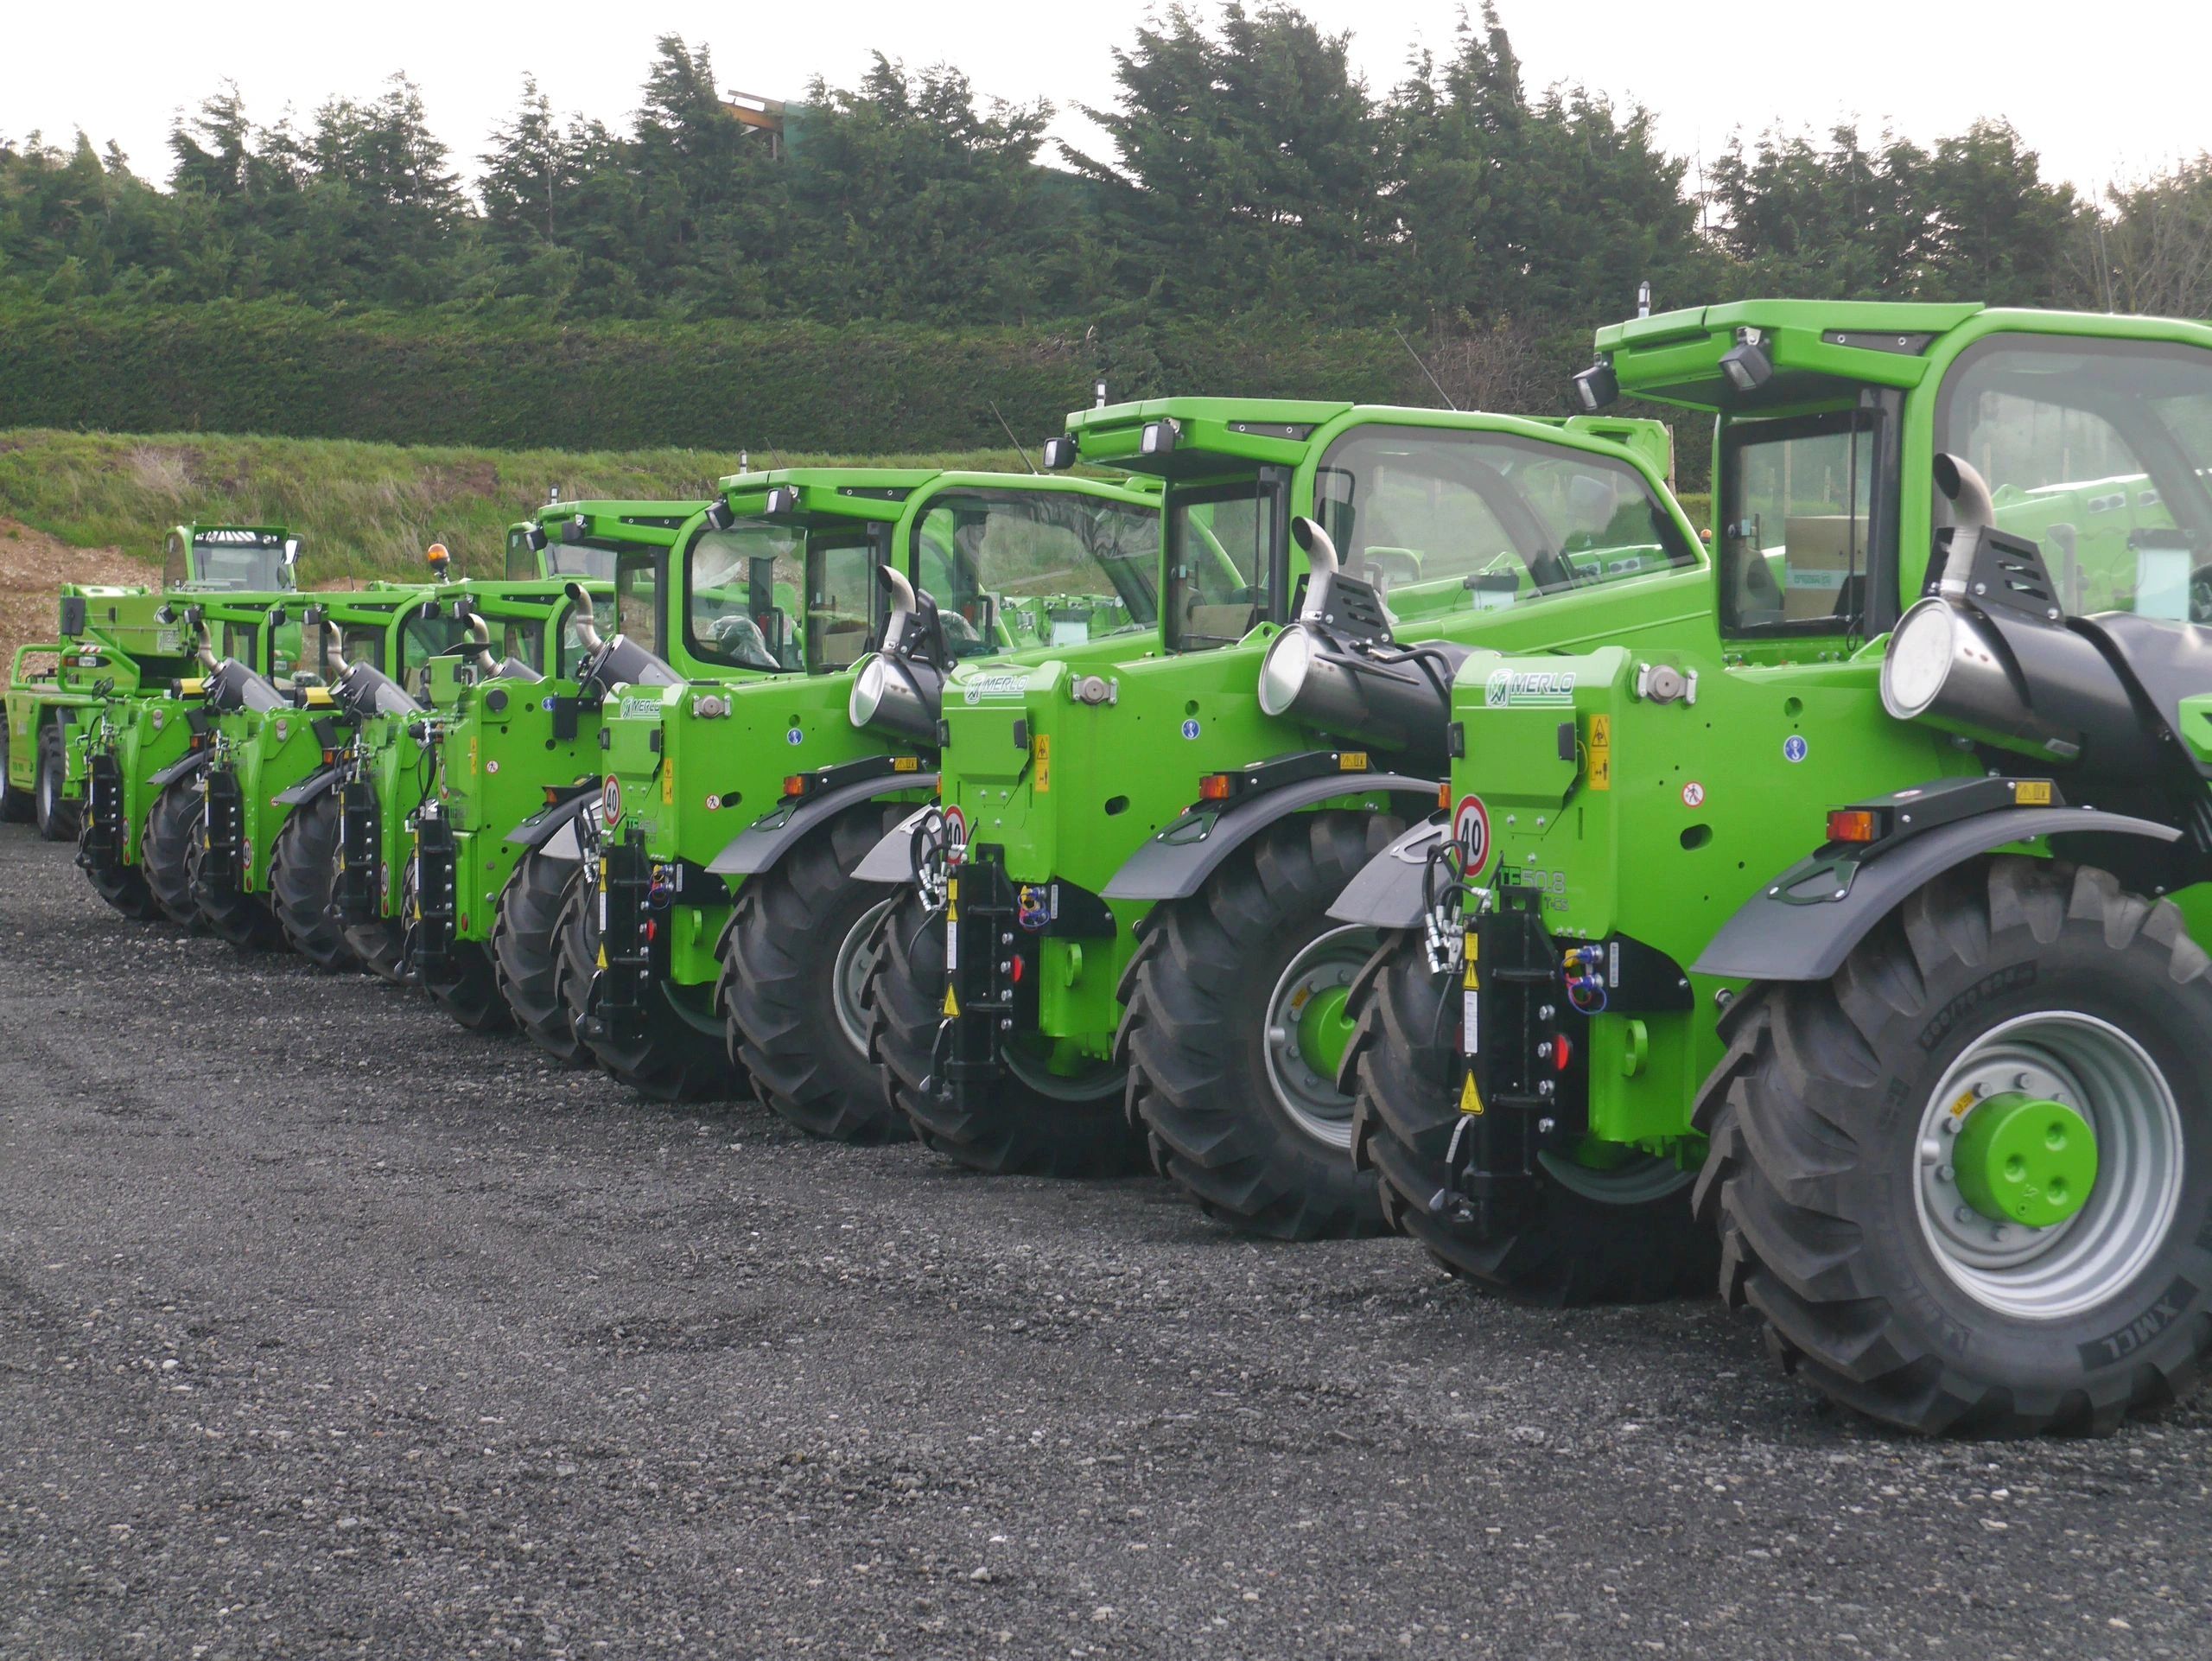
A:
[[598, 468, 1164, 996], [1448, 644, 1974, 1151], [1453, 299, 2212, 1168], [939, 401, 1704, 1058]]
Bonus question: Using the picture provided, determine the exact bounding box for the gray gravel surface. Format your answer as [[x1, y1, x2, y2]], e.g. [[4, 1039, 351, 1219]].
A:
[[3, 830, 2211, 1659]]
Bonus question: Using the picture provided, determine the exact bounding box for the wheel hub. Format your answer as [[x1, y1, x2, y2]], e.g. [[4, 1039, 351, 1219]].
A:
[[1293, 980, 1355, 1082], [1953, 1090, 2097, 1229]]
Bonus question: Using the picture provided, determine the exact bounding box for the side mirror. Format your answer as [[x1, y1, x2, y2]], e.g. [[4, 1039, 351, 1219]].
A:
[[58, 595, 87, 636], [1040, 436, 1077, 471], [283, 538, 301, 567]]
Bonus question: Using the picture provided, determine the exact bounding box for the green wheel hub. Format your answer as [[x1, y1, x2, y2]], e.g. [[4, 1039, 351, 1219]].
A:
[[1294, 981, 1355, 1081], [1954, 1091, 2097, 1229]]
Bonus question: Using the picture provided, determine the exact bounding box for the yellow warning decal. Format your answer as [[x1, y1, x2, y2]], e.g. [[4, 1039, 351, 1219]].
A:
[[1339, 751, 1370, 772], [943, 984, 961, 1018], [595, 945, 608, 970], [1949, 1089, 1978, 1120], [1464, 959, 1480, 990], [2013, 780, 2053, 805], [1034, 734, 1052, 793], [662, 764, 674, 806], [1458, 1072, 1484, 1116], [892, 755, 920, 773], [946, 878, 959, 922], [1587, 714, 1611, 792]]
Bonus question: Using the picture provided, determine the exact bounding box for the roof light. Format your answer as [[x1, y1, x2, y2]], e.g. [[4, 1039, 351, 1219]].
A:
[[1719, 331, 1773, 394], [1041, 436, 1077, 471], [1138, 421, 1178, 457]]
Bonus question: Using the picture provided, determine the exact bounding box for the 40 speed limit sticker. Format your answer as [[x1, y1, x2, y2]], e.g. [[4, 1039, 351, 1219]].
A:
[[1452, 793, 1492, 879]]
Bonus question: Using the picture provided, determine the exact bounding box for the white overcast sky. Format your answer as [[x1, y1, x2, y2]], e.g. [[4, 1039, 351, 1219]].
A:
[[12, 0, 2211, 208]]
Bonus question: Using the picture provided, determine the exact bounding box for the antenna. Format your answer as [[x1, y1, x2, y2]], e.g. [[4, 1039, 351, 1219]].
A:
[[988, 401, 1039, 474], [1392, 326, 1459, 412]]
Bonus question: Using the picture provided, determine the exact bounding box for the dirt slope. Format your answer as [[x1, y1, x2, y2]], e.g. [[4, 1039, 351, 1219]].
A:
[[0, 519, 149, 678]]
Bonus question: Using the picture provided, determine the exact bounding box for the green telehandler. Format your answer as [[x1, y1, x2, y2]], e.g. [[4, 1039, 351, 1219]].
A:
[[6, 524, 301, 855], [1338, 300, 2212, 1433], [856, 403, 1702, 1226], [563, 468, 1160, 1110]]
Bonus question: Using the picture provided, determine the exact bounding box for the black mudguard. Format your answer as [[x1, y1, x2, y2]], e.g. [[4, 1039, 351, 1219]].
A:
[[148, 749, 214, 790], [272, 765, 343, 808], [709, 773, 939, 878], [854, 805, 936, 885], [1327, 817, 1447, 931], [1101, 771, 1433, 904], [1695, 805, 2183, 983], [504, 786, 599, 857]]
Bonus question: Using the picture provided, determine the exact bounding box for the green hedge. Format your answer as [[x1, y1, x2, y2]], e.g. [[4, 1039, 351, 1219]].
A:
[[0, 301, 1423, 455]]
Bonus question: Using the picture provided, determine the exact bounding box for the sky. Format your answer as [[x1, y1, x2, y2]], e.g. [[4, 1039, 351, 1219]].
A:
[[12, 0, 2212, 214]]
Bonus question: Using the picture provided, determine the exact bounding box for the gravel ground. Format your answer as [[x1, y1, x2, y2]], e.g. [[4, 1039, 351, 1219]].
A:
[[3, 830, 2211, 1659]]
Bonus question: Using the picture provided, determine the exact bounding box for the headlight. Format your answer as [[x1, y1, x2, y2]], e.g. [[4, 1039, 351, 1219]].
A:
[[849, 655, 888, 727], [1880, 598, 1957, 719], [1257, 627, 1313, 717]]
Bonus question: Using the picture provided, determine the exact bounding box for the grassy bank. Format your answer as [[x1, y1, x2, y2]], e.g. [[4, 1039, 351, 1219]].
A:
[[0, 429, 1023, 580]]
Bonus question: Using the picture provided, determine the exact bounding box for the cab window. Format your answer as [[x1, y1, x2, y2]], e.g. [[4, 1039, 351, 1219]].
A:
[[1317, 426, 1697, 624], [911, 489, 1158, 660], [1166, 474, 1282, 650], [683, 524, 803, 671], [1936, 336, 2212, 620], [807, 533, 880, 674], [613, 548, 664, 658], [1720, 410, 1880, 635]]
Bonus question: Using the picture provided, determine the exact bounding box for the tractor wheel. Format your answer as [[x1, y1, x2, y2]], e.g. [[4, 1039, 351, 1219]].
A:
[[1121, 811, 1402, 1239], [0, 719, 32, 823], [143, 778, 202, 927], [76, 811, 159, 920], [1345, 931, 1713, 1305], [345, 913, 410, 985], [493, 844, 588, 1063], [268, 792, 359, 972], [719, 802, 911, 1143], [34, 722, 77, 843], [190, 811, 283, 952], [864, 886, 1143, 1176], [554, 868, 737, 1102], [1695, 857, 2212, 1436]]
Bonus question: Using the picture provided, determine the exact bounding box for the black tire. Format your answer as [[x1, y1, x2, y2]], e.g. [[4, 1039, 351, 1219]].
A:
[[1120, 811, 1402, 1239], [0, 718, 33, 823], [424, 939, 515, 1033], [1344, 930, 1715, 1305], [494, 843, 588, 1063], [555, 865, 739, 1102], [75, 808, 159, 920], [864, 886, 1144, 1177], [1694, 857, 2212, 1436], [143, 777, 202, 927], [719, 803, 912, 1143], [269, 791, 359, 971], [34, 722, 77, 843]]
